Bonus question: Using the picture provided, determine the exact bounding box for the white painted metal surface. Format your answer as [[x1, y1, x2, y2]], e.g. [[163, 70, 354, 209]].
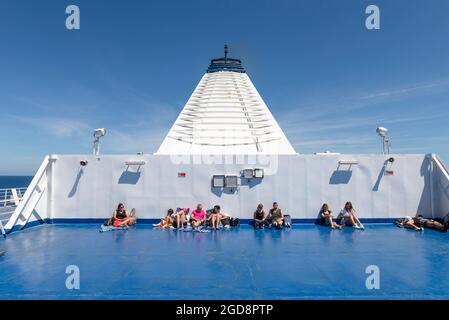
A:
[[5, 152, 443, 229], [4, 50, 449, 232], [0, 188, 27, 208], [4, 155, 53, 231], [156, 71, 297, 155]]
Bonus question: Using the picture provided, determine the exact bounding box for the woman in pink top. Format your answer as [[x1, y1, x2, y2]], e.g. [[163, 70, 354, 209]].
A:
[[191, 203, 206, 228]]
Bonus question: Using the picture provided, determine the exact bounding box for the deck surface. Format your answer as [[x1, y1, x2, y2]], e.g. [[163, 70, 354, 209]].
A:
[[0, 224, 448, 299]]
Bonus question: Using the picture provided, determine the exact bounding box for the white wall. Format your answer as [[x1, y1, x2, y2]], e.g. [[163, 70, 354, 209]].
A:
[[46, 154, 432, 220], [433, 155, 449, 218]]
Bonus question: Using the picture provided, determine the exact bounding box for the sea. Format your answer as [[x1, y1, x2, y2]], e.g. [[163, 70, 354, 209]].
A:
[[0, 176, 33, 189]]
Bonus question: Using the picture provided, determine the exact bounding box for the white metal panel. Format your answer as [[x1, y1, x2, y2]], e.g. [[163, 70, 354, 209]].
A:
[[47, 154, 432, 220]]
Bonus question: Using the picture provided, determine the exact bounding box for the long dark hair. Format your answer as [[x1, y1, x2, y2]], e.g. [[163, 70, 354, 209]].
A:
[[321, 203, 329, 213], [116, 203, 124, 212], [345, 201, 354, 212]]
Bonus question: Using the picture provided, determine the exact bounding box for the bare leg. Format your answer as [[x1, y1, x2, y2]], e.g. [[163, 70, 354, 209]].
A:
[[179, 213, 186, 228], [404, 220, 421, 230], [345, 216, 355, 226], [352, 214, 362, 225]]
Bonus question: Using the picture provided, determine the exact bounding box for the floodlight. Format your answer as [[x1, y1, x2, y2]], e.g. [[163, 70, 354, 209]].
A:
[[93, 128, 106, 156], [212, 175, 225, 188], [225, 176, 238, 188], [242, 169, 254, 179], [253, 168, 264, 179], [94, 128, 106, 139], [376, 127, 390, 154], [376, 127, 388, 138], [80, 160, 88, 166]]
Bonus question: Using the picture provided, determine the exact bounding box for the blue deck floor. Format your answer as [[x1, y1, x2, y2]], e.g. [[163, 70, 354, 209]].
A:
[[0, 224, 448, 300]]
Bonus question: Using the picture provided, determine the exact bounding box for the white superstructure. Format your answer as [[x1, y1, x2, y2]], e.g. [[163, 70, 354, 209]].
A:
[[156, 48, 296, 155], [3, 46, 449, 232]]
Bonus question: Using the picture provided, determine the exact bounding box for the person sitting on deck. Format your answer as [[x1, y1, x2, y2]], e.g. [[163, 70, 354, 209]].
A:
[[153, 208, 174, 228], [253, 203, 265, 229], [204, 208, 214, 227], [112, 203, 136, 227], [269, 202, 284, 229], [337, 202, 365, 230], [191, 204, 206, 229], [210, 205, 222, 230], [219, 209, 232, 228], [413, 215, 447, 232], [173, 207, 190, 229], [394, 216, 423, 231], [319, 203, 342, 230]]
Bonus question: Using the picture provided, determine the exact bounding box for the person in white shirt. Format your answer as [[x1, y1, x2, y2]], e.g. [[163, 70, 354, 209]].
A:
[[337, 201, 365, 230]]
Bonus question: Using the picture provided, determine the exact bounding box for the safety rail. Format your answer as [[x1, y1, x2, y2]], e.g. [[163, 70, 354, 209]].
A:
[[434, 154, 449, 180], [0, 188, 27, 208], [4, 155, 54, 233]]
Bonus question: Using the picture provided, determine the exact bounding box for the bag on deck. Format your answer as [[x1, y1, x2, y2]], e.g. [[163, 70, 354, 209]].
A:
[[230, 217, 240, 227], [283, 214, 292, 228]]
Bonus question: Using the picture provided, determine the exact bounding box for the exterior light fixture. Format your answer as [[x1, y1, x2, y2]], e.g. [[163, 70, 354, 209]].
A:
[[93, 128, 106, 156], [212, 175, 225, 188], [376, 127, 391, 155], [225, 176, 238, 188], [253, 168, 264, 178]]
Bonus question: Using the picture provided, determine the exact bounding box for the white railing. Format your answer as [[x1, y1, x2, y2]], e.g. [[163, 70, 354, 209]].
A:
[[434, 154, 449, 180], [0, 188, 27, 208], [4, 155, 53, 232]]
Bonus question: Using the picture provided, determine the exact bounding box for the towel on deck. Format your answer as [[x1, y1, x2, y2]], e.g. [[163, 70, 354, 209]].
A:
[[99, 225, 129, 233]]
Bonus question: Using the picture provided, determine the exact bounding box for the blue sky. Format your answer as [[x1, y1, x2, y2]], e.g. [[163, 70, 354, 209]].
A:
[[1, 0, 448, 175]]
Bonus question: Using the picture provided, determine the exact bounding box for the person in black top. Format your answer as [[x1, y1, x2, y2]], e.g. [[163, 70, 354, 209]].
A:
[[253, 204, 265, 229], [319, 203, 342, 229]]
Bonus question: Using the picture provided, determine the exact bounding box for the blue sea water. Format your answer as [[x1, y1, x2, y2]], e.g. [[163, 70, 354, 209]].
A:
[[0, 176, 33, 189]]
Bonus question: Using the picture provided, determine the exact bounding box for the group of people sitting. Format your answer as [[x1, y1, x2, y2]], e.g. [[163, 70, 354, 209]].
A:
[[153, 202, 292, 230], [252, 202, 292, 229], [317, 201, 365, 230], [153, 204, 236, 230], [104, 201, 449, 233]]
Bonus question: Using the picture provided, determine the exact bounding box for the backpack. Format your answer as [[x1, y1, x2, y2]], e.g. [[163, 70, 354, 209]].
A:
[[230, 217, 240, 227], [283, 214, 292, 228]]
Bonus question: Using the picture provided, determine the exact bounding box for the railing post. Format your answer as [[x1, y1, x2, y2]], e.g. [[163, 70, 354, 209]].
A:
[[429, 154, 435, 219]]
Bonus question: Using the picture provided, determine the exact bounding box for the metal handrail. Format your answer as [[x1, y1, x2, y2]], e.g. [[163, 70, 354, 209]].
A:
[[0, 188, 27, 207], [5, 155, 51, 232], [433, 154, 449, 179]]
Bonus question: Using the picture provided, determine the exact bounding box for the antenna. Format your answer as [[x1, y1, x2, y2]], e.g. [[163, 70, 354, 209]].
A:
[[224, 44, 228, 63]]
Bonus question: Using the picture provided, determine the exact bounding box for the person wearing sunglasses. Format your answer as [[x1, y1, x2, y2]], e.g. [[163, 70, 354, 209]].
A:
[[112, 203, 136, 227]]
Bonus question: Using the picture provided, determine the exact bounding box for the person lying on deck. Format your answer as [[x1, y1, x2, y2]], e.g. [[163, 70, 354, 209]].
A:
[[394, 216, 423, 231], [191, 204, 206, 229], [269, 202, 284, 229], [319, 203, 342, 230], [153, 209, 174, 228], [112, 203, 136, 227], [337, 202, 365, 230], [253, 203, 265, 229], [413, 215, 447, 232]]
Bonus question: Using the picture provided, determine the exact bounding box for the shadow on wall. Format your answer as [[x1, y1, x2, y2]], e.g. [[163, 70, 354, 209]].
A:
[[211, 185, 238, 197], [329, 170, 352, 185], [372, 160, 388, 191], [68, 167, 84, 198], [118, 169, 141, 185], [239, 178, 262, 188], [417, 156, 432, 217]]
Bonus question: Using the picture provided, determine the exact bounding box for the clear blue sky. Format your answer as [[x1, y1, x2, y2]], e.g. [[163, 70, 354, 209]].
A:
[[1, 0, 448, 175]]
